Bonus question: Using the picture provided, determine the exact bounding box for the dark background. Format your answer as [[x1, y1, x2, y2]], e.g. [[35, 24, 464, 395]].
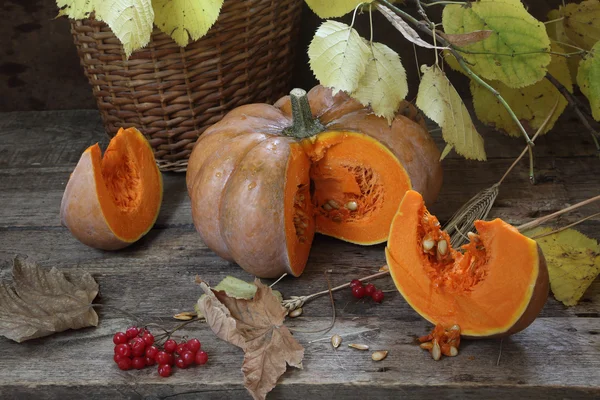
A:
[[0, 0, 565, 112]]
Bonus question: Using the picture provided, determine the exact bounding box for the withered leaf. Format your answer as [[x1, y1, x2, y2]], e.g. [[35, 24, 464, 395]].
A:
[[201, 279, 304, 400], [0, 255, 99, 343], [439, 30, 493, 47]]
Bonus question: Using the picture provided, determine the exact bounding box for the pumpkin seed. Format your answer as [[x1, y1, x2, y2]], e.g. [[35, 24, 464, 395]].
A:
[[289, 307, 303, 318], [467, 231, 480, 242], [437, 239, 448, 255], [371, 350, 389, 361], [449, 346, 458, 357], [422, 236, 435, 251], [323, 203, 333, 211], [420, 342, 433, 350], [449, 324, 461, 332], [431, 339, 441, 361], [328, 200, 340, 209], [348, 343, 369, 350], [173, 311, 197, 321], [332, 215, 342, 223], [345, 201, 358, 211], [331, 334, 342, 348]]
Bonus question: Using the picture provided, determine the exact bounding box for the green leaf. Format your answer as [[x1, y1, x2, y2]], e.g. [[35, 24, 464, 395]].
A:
[[525, 227, 600, 306], [95, 0, 154, 58], [152, 0, 224, 47], [56, 0, 95, 19], [561, 0, 600, 51], [308, 20, 371, 95], [577, 41, 600, 121], [416, 65, 486, 161], [471, 44, 572, 137], [304, 0, 373, 18], [442, 0, 551, 88], [352, 42, 408, 124]]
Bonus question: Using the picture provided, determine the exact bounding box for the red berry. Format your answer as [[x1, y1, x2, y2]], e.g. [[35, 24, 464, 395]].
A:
[[126, 326, 140, 339], [113, 332, 128, 345], [372, 290, 384, 303], [195, 351, 208, 365], [142, 332, 155, 346], [175, 356, 187, 369], [114, 343, 132, 358], [187, 338, 201, 353], [176, 342, 188, 355], [155, 351, 172, 365], [364, 283, 376, 296], [352, 285, 366, 299], [181, 351, 195, 366], [158, 364, 172, 378], [132, 357, 146, 370], [131, 337, 146, 357], [145, 356, 156, 366], [145, 345, 159, 360], [350, 279, 362, 289], [164, 339, 177, 353], [114, 354, 126, 364], [117, 357, 132, 371]]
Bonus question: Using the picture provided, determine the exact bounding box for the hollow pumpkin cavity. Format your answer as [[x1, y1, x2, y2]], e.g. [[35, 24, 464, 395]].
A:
[[386, 190, 549, 338]]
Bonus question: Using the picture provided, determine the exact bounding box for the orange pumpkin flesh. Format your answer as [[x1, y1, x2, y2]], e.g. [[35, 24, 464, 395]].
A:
[[386, 190, 549, 338], [60, 127, 163, 250], [187, 86, 443, 278]]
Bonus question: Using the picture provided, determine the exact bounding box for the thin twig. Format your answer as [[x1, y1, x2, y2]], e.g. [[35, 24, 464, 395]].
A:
[[270, 273, 288, 288], [288, 271, 337, 334], [529, 212, 600, 239], [496, 339, 504, 366], [517, 194, 600, 232], [308, 328, 381, 344]]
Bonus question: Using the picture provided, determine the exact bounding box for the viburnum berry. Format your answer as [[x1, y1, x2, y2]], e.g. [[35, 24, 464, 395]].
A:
[[350, 279, 362, 289], [125, 326, 140, 339], [114, 343, 132, 358], [113, 332, 128, 345], [145, 345, 159, 360], [158, 364, 172, 378], [145, 356, 156, 367], [352, 285, 366, 299], [372, 290, 385, 303], [163, 339, 177, 353], [364, 283, 376, 297], [142, 332, 155, 346], [195, 351, 208, 365], [131, 337, 146, 357], [176, 342, 188, 355], [175, 356, 187, 369], [132, 357, 146, 370], [117, 358, 132, 371], [187, 338, 201, 353], [114, 354, 127, 364], [155, 351, 172, 366], [181, 351, 195, 366]]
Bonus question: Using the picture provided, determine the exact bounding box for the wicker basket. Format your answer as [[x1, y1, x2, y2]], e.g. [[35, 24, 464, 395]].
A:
[[70, 0, 302, 172]]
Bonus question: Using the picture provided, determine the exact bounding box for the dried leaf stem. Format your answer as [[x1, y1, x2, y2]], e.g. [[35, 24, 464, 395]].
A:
[[517, 194, 600, 232], [528, 212, 600, 239]]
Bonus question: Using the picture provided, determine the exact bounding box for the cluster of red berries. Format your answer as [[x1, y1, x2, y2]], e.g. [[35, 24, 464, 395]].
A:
[[350, 279, 384, 303], [113, 326, 208, 377]]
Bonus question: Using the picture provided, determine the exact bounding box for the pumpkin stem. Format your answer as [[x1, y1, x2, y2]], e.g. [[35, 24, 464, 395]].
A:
[[284, 88, 325, 139]]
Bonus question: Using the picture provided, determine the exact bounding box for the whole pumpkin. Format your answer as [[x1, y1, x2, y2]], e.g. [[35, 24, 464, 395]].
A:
[[186, 85, 443, 278]]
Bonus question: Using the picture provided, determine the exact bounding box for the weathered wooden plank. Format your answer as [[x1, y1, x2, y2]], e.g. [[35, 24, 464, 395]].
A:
[[0, 316, 597, 399], [0, 229, 598, 320]]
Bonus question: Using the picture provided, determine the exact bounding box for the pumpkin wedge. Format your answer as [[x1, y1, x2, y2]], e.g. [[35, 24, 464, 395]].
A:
[[386, 190, 549, 338], [187, 86, 443, 278], [60, 127, 163, 250]]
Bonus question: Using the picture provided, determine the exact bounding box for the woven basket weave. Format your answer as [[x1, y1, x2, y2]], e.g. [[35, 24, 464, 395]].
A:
[[70, 0, 302, 172]]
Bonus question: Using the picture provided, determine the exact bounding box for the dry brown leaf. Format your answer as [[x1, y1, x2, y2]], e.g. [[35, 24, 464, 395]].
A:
[[0, 255, 99, 343], [439, 30, 493, 47], [201, 279, 304, 400]]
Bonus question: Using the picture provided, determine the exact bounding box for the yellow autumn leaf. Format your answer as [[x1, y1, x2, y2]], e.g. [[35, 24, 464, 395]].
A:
[[577, 41, 600, 121], [95, 0, 154, 58], [304, 0, 373, 18], [416, 65, 486, 161], [152, 0, 224, 47], [442, 0, 551, 88], [470, 44, 572, 137], [561, 0, 600, 51], [308, 20, 371, 95], [352, 42, 408, 124], [547, 9, 581, 82], [526, 227, 600, 306], [56, 0, 95, 19]]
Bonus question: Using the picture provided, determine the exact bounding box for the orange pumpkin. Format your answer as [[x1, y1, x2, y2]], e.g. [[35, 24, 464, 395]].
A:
[[187, 86, 443, 278], [386, 190, 549, 338]]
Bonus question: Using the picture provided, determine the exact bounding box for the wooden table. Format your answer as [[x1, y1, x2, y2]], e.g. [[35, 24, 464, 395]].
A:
[[1, 110, 599, 399]]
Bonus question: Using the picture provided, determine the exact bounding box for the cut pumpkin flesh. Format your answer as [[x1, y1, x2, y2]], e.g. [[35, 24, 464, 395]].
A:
[[282, 131, 411, 275], [386, 190, 549, 338], [60, 127, 163, 250]]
